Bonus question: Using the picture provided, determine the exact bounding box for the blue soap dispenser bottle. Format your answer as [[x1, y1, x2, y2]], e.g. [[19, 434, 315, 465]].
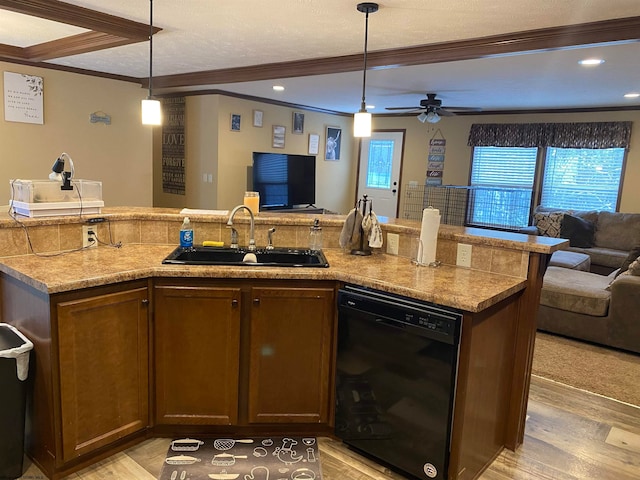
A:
[[180, 216, 193, 247]]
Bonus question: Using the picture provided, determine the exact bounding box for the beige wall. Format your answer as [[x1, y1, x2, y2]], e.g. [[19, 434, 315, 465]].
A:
[[154, 94, 356, 213], [374, 110, 640, 216], [1, 61, 153, 208], [3, 61, 638, 216]]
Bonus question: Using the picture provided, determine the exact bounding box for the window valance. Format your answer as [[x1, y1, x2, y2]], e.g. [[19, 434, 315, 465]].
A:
[[467, 121, 632, 149]]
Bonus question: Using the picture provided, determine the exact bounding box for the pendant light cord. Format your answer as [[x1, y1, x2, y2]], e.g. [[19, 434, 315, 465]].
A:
[[148, 0, 153, 98], [357, 3, 378, 113], [360, 9, 370, 112]]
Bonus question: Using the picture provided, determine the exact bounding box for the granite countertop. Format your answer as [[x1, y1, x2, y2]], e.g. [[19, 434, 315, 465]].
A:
[[0, 244, 527, 312]]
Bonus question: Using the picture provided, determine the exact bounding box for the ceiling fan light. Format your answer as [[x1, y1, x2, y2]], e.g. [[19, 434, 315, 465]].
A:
[[142, 98, 162, 125], [426, 111, 441, 123], [354, 111, 372, 137], [417, 112, 428, 123]]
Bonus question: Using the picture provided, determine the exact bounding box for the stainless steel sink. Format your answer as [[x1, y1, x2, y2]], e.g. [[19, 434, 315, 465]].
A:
[[162, 246, 329, 267]]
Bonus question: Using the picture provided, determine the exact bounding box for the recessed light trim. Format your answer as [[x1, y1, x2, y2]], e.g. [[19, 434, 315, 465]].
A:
[[624, 92, 640, 98], [272, 85, 285, 91], [578, 58, 605, 66]]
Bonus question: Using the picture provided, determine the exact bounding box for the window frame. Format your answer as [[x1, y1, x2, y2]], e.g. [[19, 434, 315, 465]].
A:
[[467, 145, 628, 230]]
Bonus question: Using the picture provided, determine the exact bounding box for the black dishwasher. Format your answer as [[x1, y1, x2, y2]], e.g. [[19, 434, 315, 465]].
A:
[[335, 285, 461, 480]]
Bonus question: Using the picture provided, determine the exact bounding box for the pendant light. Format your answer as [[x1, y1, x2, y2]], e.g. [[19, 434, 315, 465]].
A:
[[353, 2, 378, 137], [142, 0, 161, 125]]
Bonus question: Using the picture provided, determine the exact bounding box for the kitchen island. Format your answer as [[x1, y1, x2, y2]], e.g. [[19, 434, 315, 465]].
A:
[[0, 208, 565, 480]]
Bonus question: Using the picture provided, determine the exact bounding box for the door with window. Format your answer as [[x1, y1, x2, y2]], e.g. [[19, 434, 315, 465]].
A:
[[357, 131, 404, 218]]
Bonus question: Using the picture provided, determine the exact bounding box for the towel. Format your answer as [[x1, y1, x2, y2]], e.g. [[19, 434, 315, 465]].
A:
[[339, 208, 363, 248], [367, 211, 383, 248]]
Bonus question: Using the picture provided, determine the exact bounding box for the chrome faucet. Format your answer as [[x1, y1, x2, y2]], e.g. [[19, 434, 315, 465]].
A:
[[227, 205, 256, 251]]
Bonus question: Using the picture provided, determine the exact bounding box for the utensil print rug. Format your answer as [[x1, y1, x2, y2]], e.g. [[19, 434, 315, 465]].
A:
[[158, 437, 322, 480]]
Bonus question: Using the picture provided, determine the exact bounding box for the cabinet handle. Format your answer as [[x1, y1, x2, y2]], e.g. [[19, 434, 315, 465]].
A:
[[141, 299, 149, 304], [232, 299, 239, 307], [253, 298, 260, 304]]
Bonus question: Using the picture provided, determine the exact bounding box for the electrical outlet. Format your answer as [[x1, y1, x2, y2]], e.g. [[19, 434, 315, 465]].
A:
[[82, 225, 97, 248], [457, 243, 472, 267], [386, 233, 399, 255]]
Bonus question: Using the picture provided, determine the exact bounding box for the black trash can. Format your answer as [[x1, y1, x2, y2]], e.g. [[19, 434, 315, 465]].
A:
[[0, 323, 33, 480]]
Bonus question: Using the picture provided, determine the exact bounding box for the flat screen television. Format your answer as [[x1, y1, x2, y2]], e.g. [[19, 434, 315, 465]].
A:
[[252, 152, 316, 209]]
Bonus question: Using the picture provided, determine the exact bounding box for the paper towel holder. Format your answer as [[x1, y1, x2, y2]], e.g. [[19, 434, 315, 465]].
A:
[[410, 238, 441, 267]]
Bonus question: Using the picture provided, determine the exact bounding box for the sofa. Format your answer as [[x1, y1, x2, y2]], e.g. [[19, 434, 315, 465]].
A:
[[537, 256, 640, 353], [521, 206, 640, 275]]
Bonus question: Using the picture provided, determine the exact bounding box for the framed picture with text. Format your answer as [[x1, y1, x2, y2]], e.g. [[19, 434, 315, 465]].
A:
[[308, 134, 320, 155], [272, 125, 286, 148], [253, 109, 263, 127]]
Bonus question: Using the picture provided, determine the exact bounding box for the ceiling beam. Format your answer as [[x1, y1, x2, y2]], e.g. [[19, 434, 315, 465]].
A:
[[0, 0, 161, 61], [150, 15, 640, 89], [0, 0, 150, 38]]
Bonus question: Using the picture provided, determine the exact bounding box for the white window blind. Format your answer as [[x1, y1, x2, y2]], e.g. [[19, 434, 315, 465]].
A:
[[469, 147, 537, 229], [471, 147, 537, 187], [541, 148, 624, 211]]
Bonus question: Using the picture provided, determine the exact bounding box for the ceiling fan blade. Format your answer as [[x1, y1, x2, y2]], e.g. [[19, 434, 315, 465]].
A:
[[385, 106, 423, 111], [437, 109, 456, 117], [441, 106, 483, 112]]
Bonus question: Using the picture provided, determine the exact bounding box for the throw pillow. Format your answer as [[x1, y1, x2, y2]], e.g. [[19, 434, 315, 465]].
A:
[[614, 244, 640, 278], [560, 213, 595, 247], [607, 255, 640, 291], [629, 257, 640, 275], [534, 212, 564, 238]]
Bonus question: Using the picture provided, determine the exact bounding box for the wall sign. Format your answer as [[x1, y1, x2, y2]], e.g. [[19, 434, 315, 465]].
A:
[[162, 97, 186, 195], [426, 131, 446, 186], [3, 71, 44, 124]]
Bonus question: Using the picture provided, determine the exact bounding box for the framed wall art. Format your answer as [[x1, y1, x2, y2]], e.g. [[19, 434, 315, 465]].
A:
[[292, 111, 304, 134], [308, 133, 320, 155], [272, 125, 286, 148], [4, 71, 44, 124], [325, 126, 341, 160], [253, 109, 263, 127], [230, 113, 241, 131]]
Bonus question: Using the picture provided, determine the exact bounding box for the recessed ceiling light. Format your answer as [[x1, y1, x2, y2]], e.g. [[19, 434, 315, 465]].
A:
[[272, 85, 285, 91], [366, 104, 375, 110], [624, 92, 640, 98], [578, 58, 605, 66]]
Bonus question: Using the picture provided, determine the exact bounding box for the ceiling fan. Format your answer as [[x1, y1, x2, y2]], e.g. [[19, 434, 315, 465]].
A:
[[385, 93, 481, 123]]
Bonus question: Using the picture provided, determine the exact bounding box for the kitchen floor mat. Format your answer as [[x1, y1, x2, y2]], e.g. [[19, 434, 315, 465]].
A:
[[158, 436, 321, 480]]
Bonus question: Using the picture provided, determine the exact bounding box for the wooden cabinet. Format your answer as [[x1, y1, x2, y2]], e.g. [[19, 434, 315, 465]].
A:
[[56, 285, 149, 463], [152, 280, 336, 428], [154, 285, 241, 425], [248, 286, 335, 424]]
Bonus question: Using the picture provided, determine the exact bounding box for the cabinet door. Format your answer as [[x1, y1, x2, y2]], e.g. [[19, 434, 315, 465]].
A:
[[248, 286, 335, 424], [57, 287, 149, 463], [154, 286, 241, 425]]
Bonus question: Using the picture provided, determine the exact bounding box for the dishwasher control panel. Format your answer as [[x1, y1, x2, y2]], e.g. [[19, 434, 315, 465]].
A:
[[338, 284, 461, 344]]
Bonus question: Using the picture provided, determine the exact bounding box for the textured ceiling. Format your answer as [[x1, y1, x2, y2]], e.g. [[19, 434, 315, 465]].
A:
[[2, 0, 640, 114]]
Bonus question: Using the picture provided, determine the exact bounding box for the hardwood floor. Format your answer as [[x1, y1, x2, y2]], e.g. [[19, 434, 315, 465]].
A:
[[18, 376, 640, 480]]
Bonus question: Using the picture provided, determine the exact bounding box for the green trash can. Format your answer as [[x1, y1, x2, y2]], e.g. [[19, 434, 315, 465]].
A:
[[0, 323, 33, 480]]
